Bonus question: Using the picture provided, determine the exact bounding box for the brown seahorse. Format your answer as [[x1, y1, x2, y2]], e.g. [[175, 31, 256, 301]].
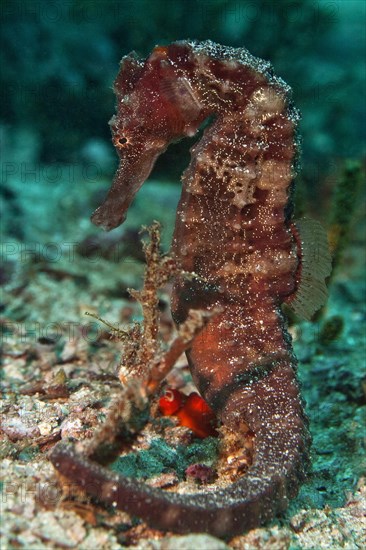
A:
[[50, 40, 331, 537]]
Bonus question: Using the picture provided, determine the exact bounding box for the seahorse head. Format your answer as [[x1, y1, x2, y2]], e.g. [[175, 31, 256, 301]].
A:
[[92, 44, 206, 231]]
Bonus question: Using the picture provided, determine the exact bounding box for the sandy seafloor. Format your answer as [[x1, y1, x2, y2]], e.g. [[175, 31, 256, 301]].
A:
[[1, 178, 365, 550]]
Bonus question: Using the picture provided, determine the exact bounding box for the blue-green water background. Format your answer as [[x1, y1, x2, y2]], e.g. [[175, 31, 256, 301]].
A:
[[1, 0, 365, 246]]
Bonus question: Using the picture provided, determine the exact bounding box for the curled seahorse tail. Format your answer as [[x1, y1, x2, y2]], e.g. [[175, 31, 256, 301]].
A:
[[50, 386, 310, 539], [218, 359, 311, 516]]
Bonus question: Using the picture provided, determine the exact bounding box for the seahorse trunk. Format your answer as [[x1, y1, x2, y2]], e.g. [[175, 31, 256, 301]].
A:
[[167, 61, 311, 533], [170, 99, 303, 422]]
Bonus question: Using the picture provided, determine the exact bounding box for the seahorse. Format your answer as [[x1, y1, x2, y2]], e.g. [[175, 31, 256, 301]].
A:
[[50, 41, 331, 537]]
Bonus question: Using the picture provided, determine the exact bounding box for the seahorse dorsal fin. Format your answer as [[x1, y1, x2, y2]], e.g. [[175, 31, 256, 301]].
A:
[[287, 218, 332, 320]]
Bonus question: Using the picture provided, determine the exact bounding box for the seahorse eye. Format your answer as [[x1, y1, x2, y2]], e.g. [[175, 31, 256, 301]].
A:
[[114, 135, 129, 148]]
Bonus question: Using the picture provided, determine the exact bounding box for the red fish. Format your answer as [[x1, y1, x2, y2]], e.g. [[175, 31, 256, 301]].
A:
[[159, 389, 217, 438], [158, 388, 185, 416]]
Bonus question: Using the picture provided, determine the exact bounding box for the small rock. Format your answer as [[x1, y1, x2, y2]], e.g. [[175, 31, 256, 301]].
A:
[[1, 416, 40, 441], [161, 534, 229, 550], [147, 472, 179, 488], [34, 511, 86, 548], [60, 417, 84, 439], [38, 421, 52, 436], [185, 463, 216, 484]]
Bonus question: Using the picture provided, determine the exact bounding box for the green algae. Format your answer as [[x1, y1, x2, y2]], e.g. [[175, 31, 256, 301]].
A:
[[111, 437, 219, 480]]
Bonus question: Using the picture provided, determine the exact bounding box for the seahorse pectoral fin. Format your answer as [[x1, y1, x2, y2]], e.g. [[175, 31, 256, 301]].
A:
[[286, 218, 332, 320]]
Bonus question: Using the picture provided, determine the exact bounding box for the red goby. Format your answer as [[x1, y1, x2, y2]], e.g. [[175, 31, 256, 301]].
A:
[[50, 41, 331, 537], [159, 389, 218, 438]]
